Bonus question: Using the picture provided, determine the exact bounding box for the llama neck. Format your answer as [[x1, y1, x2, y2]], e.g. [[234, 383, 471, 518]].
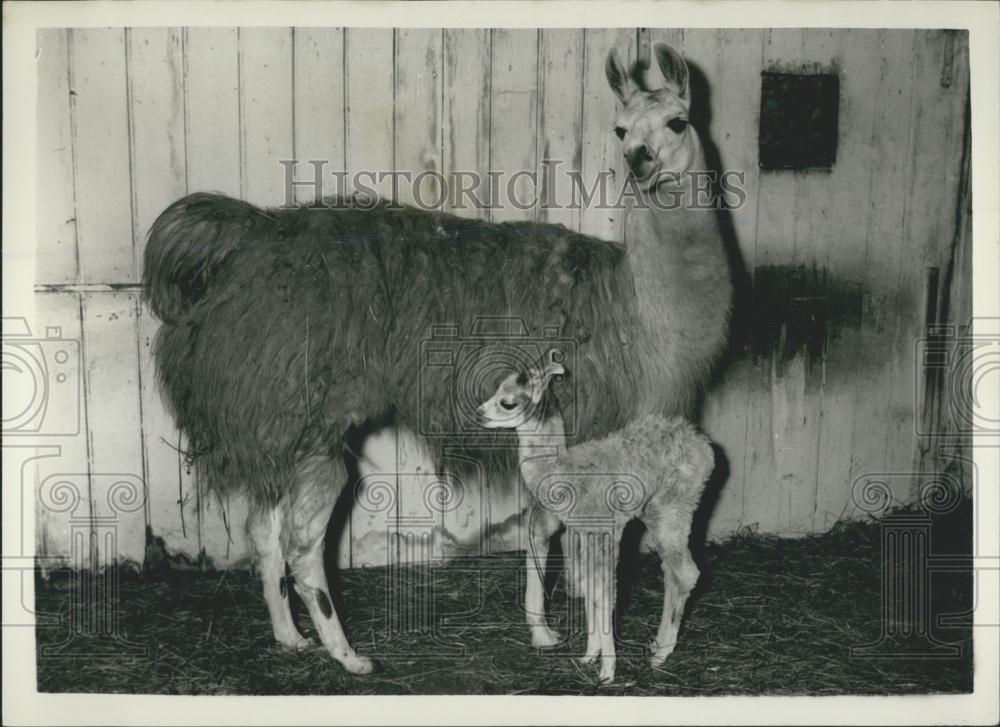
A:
[[515, 411, 567, 487], [624, 143, 733, 415], [627, 142, 718, 248]]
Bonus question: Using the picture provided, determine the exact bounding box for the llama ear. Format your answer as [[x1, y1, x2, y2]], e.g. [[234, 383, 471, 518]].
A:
[[653, 42, 689, 99], [526, 360, 565, 403], [542, 361, 566, 381], [542, 349, 567, 381], [605, 48, 637, 104]]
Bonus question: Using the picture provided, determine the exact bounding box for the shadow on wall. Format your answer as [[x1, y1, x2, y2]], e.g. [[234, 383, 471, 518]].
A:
[[682, 60, 907, 552], [688, 59, 901, 391]]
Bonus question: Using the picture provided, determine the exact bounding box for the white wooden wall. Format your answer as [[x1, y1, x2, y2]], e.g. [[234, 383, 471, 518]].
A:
[[30, 27, 970, 570]]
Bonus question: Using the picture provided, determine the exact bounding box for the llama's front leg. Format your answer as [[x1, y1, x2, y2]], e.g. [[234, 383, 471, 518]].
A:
[[286, 456, 373, 675], [525, 505, 561, 648], [595, 582, 617, 683], [247, 502, 312, 650], [576, 532, 602, 666], [580, 586, 601, 665], [597, 539, 618, 683], [577, 532, 618, 683], [650, 532, 699, 667]]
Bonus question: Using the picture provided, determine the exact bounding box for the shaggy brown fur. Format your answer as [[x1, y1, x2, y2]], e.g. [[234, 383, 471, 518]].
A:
[[145, 192, 728, 503]]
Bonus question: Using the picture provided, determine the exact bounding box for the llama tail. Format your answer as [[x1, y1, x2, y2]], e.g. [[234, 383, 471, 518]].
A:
[[142, 192, 269, 324]]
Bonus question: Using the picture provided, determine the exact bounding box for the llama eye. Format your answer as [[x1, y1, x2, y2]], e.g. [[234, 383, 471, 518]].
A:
[[500, 399, 518, 411], [614, 126, 627, 140], [667, 118, 688, 134]]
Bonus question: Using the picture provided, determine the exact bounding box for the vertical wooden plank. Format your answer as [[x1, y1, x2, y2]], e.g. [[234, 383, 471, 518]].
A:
[[345, 28, 395, 201], [442, 29, 491, 219], [478, 30, 538, 551], [881, 31, 970, 503], [36, 29, 78, 285], [763, 28, 840, 535], [810, 29, 882, 530], [489, 29, 539, 223], [184, 27, 240, 198], [137, 308, 201, 561], [81, 292, 147, 565], [239, 28, 294, 206], [32, 293, 88, 564], [127, 27, 187, 276], [677, 28, 719, 136], [580, 27, 635, 241], [537, 28, 584, 230], [440, 30, 493, 547], [128, 28, 198, 561], [292, 29, 352, 568], [394, 28, 443, 210], [392, 29, 444, 564], [69, 29, 135, 284], [715, 29, 764, 280], [845, 30, 917, 520], [395, 28, 445, 560], [692, 29, 764, 540], [343, 27, 395, 569], [292, 28, 346, 203], [741, 29, 802, 535]]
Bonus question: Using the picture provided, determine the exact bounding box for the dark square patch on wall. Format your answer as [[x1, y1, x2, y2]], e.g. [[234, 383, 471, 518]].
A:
[[759, 72, 840, 170]]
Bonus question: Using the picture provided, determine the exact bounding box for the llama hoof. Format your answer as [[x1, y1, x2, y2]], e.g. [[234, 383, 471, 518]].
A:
[[649, 641, 676, 667], [597, 669, 616, 685], [531, 628, 562, 649], [339, 653, 375, 675], [578, 653, 598, 666], [278, 635, 315, 652]]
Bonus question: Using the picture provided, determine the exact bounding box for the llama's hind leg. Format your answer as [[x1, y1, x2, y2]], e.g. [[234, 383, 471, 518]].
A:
[[525, 505, 562, 648], [648, 517, 699, 667], [285, 454, 373, 675], [247, 501, 311, 650]]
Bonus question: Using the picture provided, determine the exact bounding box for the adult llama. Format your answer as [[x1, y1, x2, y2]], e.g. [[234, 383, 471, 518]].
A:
[[143, 42, 732, 673]]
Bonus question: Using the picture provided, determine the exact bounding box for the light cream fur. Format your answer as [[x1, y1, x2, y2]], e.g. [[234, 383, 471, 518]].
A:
[[479, 358, 714, 683]]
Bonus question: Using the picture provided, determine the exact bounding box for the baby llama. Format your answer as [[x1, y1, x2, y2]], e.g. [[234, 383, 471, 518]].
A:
[[477, 353, 714, 683]]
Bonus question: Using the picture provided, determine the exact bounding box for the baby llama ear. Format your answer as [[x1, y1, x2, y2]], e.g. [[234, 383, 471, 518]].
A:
[[525, 355, 566, 404], [542, 361, 566, 382], [542, 349, 567, 381]]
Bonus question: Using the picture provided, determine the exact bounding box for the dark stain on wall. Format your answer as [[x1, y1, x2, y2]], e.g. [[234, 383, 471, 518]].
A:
[[748, 264, 867, 375]]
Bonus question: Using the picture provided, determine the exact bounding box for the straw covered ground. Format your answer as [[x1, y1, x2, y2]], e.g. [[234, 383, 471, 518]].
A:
[[36, 500, 972, 696]]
